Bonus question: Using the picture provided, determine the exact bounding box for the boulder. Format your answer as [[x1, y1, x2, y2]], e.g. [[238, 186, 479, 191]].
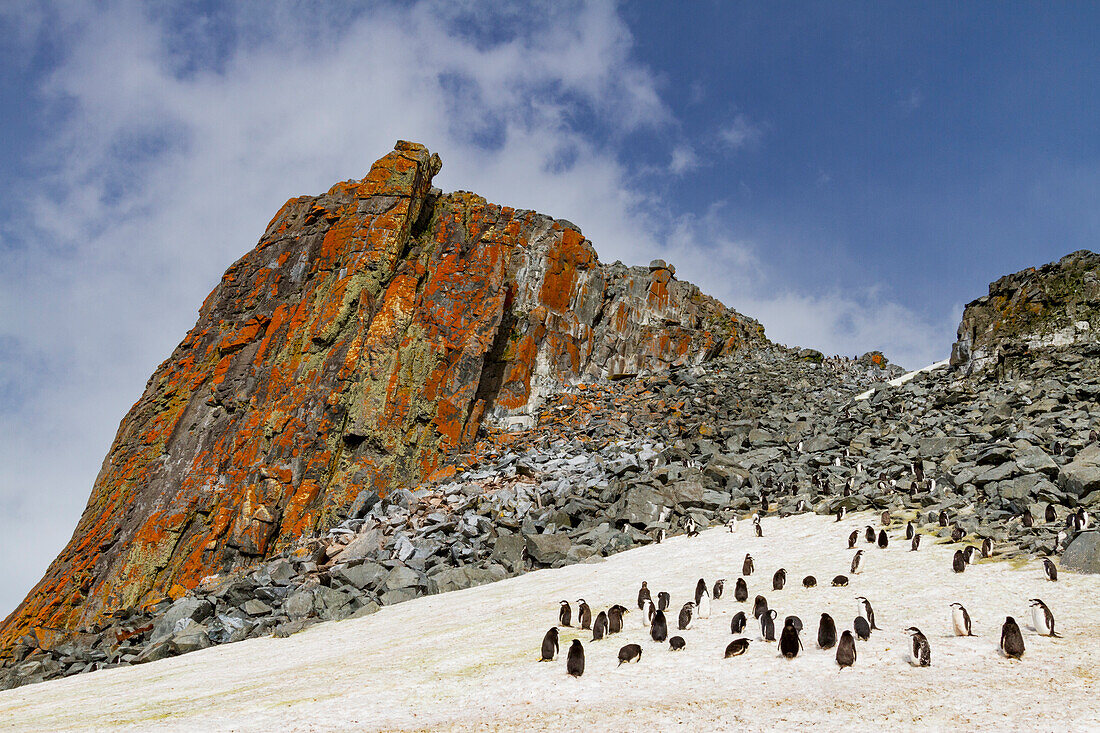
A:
[[151, 597, 213, 643], [432, 565, 508, 594], [490, 534, 527, 572], [1060, 443, 1100, 496], [1062, 531, 1100, 574], [524, 533, 572, 564]]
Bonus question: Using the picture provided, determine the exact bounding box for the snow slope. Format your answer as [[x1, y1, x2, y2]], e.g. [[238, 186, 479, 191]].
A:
[[855, 359, 950, 401], [2, 511, 1098, 732]]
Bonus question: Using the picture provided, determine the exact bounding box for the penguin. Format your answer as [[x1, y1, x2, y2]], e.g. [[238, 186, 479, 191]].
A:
[[657, 591, 671, 612], [650, 609, 668, 642], [1001, 616, 1025, 659], [851, 550, 865, 574], [803, 575, 817, 588], [913, 459, 925, 482], [558, 600, 572, 627], [678, 602, 695, 631], [848, 530, 859, 549], [1057, 530, 1068, 552], [856, 597, 879, 630], [608, 605, 626, 634], [1029, 598, 1062, 638], [752, 595, 769, 619], [881, 510, 891, 526], [864, 526, 876, 543], [1080, 508, 1092, 530], [1043, 557, 1058, 582], [754, 522, 764, 538], [938, 510, 949, 527], [854, 615, 871, 641], [694, 578, 708, 605], [730, 611, 747, 634], [951, 525, 965, 543], [713, 579, 726, 599], [734, 577, 748, 602], [911, 534, 921, 552], [836, 507, 846, 522], [832, 574, 849, 587], [981, 537, 992, 558], [836, 630, 857, 668], [906, 521, 914, 540], [637, 581, 651, 610], [784, 615, 804, 633], [577, 599, 592, 630], [772, 568, 787, 591], [877, 529, 889, 549], [592, 611, 608, 640], [1021, 511, 1034, 528], [952, 550, 966, 574], [724, 638, 750, 657], [778, 618, 802, 658], [617, 643, 642, 665], [540, 627, 559, 661], [668, 636, 686, 651], [655, 528, 667, 544], [759, 609, 778, 641], [743, 554, 754, 576], [566, 639, 585, 677], [697, 588, 712, 620], [684, 516, 699, 536], [642, 598, 655, 627], [1046, 504, 1057, 523], [726, 517, 738, 533], [818, 613, 837, 649], [950, 602, 974, 636], [904, 627, 931, 666]]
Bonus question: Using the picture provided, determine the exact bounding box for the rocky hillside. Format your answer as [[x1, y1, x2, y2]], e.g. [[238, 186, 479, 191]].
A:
[[1, 140, 1097, 693], [951, 249, 1100, 374], [0, 142, 764, 655]]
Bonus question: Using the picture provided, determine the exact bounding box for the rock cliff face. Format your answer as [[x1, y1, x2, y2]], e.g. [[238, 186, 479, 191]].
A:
[[951, 250, 1100, 373], [0, 142, 764, 651]]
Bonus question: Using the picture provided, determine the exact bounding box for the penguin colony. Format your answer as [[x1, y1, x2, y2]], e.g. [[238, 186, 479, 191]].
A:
[[538, 508, 1068, 676]]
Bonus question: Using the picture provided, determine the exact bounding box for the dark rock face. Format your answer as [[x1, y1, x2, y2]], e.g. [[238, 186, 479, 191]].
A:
[[951, 250, 1100, 374], [0, 142, 764, 654], [1062, 532, 1100, 574]]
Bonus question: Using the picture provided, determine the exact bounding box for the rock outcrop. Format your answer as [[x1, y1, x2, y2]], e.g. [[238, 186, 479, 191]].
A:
[[951, 250, 1100, 374], [0, 142, 764, 653]]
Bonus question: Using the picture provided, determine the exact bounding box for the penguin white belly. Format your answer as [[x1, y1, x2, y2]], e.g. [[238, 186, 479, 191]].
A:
[[1032, 606, 1050, 635], [698, 594, 711, 619], [952, 608, 968, 636]]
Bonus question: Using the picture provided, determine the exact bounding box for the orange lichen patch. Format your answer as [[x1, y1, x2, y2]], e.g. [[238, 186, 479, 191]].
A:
[[539, 228, 590, 312]]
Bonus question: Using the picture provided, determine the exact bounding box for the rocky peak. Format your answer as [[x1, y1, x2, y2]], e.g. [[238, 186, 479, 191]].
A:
[[951, 249, 1100, 373], [0, 141, 764, 652]]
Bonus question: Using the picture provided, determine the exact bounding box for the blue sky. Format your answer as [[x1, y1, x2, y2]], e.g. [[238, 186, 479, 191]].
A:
[[0, 1, 1097, 617]]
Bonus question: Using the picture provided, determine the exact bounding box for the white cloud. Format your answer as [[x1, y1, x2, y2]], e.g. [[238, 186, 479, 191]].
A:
[[668, 144, 700, 175], [719, 113, 763, 149]]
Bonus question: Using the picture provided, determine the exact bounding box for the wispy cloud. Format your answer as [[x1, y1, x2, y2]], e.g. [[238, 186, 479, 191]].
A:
[[668, 144, 700, 175], [719, 113, 763, 149]]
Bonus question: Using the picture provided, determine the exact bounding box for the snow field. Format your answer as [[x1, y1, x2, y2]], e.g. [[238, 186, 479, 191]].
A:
[[2, 510, 1099, 732]]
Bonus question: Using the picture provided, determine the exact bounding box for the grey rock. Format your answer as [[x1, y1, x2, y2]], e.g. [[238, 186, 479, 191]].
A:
[[151, 597, 213, 643], [1062, 531, 1100, 573], [524, 533, 572, 564], [384, 565, 422, 590], [1061, 443, 1100, 496]]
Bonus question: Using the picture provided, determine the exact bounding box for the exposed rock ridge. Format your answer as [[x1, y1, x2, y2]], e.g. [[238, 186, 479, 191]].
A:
[[951, 249, 1100, 374], [0, 141, 765, 651]]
